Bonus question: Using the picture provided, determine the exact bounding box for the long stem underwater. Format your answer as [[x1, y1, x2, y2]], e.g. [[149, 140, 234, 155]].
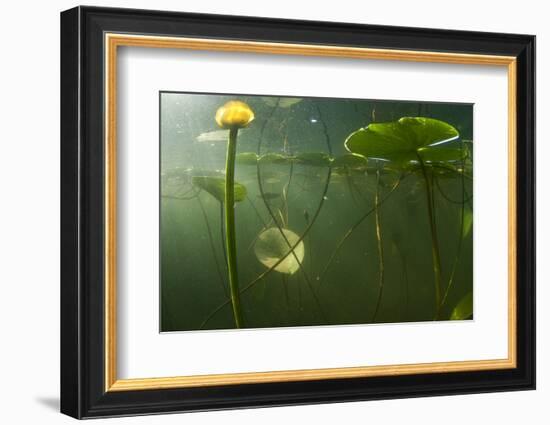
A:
[[219, 202, 228, 273], [225, 127, 244, 328], [317, 174, 405, 288], [417, 156, 443, 318], [256, 152, 328, 322], [371, 170, 385, 322], [196, 195, 228, 298], [199, 167, 333, 329], [440, 149, 468, 315]]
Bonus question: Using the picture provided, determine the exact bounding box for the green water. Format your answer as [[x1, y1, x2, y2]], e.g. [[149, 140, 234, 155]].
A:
[[160, 92, 473, 332]]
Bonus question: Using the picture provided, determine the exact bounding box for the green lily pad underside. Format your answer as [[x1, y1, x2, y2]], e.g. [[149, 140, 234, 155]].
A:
[[258, 153, 292, 165], [192, 176, 247, 203], [428, 162, 472, 181], [254, 227, 305, 275], [345, 117, 464, 165], [293, 152, 332, 167], [450, 291, 473, 320], [331, 153, 368, 169], [462, 208, 473, 239], [236, 152, 258, 165]]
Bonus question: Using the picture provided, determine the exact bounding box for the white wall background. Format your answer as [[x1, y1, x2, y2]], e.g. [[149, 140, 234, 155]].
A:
[[0, 0, 544, 423]]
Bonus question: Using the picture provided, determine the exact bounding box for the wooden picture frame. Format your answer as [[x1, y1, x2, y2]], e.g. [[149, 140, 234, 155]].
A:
[[60, 6, 535, 419]]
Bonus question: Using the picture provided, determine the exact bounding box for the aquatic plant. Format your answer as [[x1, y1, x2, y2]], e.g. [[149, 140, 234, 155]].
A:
[[436, 143, 472, 317], [199, 175, 332, 329], [262, 97, 302, 108], [292, 152, 332, 167], [258, 153, 292, 165], [254, 227, 305, 275], [256, 144, 328, 322], [162, 93, 474, 331], [235, 152, 259, 166], [450, 291, 473, 320], [196, 129, 233, 143], [195, 195, 229, 297], [345, 117, 465, 317], [331, 153, 368, 171], [215, 100, 255, 328], [192, 176, 247, 203], [317, 172, 405, 290], [371, 168, 386, 322]]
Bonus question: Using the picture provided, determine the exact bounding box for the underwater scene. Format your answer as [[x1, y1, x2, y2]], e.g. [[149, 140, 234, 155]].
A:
[[160, 92, 473, 332]]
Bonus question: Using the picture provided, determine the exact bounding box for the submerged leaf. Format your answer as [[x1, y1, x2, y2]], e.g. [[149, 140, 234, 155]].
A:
[[192, 176, 247, 203], [254, 227, 305, 275], [462, 208, 473, 238], [236, 152, 258, 166], [196, 130, 229, 143], [258, 192, 281, 201], [429, 162, 458, 178], [450, 292, 473, 320], [331, 153, 368, 170], [418, 144, 468, 163], [398, 117, 459, 148], [344, 117, 460, 166], [263, 97, 302, 108], [293, 152, 332, 167], [258, 153, 292, 165]]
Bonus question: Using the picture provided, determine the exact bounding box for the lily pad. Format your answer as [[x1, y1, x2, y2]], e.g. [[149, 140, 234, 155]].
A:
[[462, 208, 473, 238], [196, 129, 229, 143], [254, 227, 305, 275], [263, 97, 302, 108], [258, 153, 292, 165], [293, 152, 332, 167], [258, 192, 281, 201], [192, 176, 247, 203], [428, 162, 458, 178], [450, 292, 473, 320], [418, 144, 468, 163], [236, 152, 258, 166], [331, 153, 368, 170], [345, 117, 461, 166]]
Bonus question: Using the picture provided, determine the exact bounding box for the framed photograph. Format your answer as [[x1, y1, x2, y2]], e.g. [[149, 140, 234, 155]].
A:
[[60, 6, 535, 419]]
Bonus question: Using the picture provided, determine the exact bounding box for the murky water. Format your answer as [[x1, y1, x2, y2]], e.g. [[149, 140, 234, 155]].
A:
[[160, 92, 473, 331]]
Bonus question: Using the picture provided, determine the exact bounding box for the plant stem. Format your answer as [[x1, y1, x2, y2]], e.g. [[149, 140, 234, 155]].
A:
[[440, 149, 468, 314], [417, 157, 443, 317], [196, 195, 228, 297], [394, 243, 409, 321], [317, 174, 404, 288], [200, 166, 332, 329], [219, 202, 228, 272], [256, 159, 328, 322], [225, 127, 244, 328], [371, 170, 385, 322]]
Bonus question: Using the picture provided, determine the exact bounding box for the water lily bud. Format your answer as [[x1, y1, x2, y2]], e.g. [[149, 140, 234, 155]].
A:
[[215, 101, 255, 129]]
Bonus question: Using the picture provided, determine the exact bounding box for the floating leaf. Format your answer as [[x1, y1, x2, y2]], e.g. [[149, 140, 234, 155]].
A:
[[450, 292, 473, 320], [293, 152, 332, 167], [254, 227, 305, 275], [258, 153, 292, 165], [236, 152, 258, 165], [258, 192, 281, 201], [263, 97, 302, 108], [163, 167, 224, 181], [162, 166, 191, 180], [345, 117, 460, 166], [418, 144, 467, 163], [192, 176, 247, 203], [428, 162, 458, 178], [196, 129, 229, 143], [462, 208, 473, 238], [331, 153, 368, 170]]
